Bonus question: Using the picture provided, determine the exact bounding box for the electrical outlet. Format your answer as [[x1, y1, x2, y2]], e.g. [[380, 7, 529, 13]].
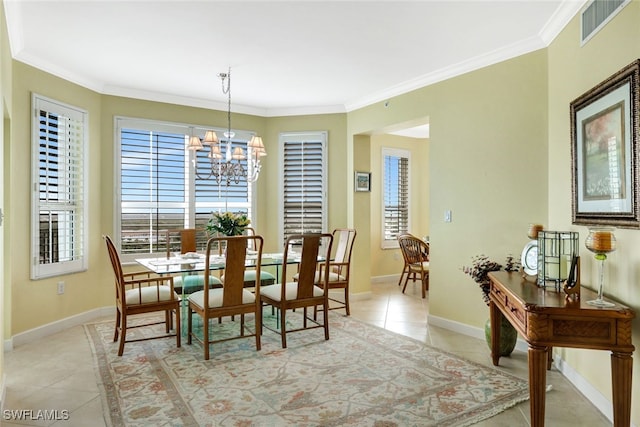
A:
[[444, 210, 452, 223], [57, 281, 65, 295], [394, 252, 400, 261]]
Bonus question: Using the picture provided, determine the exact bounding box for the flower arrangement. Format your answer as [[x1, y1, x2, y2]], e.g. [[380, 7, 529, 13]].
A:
[[462, 255, 520, 305], [206, 211, 251, 236]]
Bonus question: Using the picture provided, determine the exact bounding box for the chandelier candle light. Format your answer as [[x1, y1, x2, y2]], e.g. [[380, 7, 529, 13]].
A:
[[584, 227, 616, 307], [187, 68, 266, 184]]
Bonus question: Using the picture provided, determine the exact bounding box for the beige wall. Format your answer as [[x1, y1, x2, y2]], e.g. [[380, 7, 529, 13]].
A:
[[369, 134, 429, 278], [0, 0, 11, 389], [547, 2, 640, 420], [10, 63, 103, 334], [349, 49, 549, 327], [3, 2, 640, 423]]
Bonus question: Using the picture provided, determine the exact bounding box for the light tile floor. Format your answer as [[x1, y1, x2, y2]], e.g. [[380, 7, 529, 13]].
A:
[[2, 278, 610, 426]]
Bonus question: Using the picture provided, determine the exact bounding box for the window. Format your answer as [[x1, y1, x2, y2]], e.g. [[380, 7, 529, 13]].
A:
[[280, 132, 327, 246], [31, 95, 88, 279], [382, 148, 410, 248], [116, 117, 254, 260]]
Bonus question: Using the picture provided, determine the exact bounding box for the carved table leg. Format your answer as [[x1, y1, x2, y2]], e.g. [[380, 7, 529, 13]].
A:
[[611, 351, 632, 427], [529, 344, 548, 427], [489, 300, 501, 366]]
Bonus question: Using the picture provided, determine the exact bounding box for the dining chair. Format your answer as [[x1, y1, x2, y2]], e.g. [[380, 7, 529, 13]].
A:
[[260, 233, 333, 349], [187, 234, 263, 360], [397, 234, 429, 298], [104, 235, 181, 356], [295, 228, 356, 316], [165, 228, 222, 293]]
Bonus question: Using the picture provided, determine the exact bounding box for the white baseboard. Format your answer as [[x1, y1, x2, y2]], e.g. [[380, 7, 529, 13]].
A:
[[553, 355, 637, 426], [427, 314, 637, 427], [427, 314, 529, 353], [5, 306, 114, 351], [371, 274, 399, 284], [347, 290, 372, 301]]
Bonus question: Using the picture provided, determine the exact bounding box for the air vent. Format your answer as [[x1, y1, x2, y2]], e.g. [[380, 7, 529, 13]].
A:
[[581, 0, 629, 45]]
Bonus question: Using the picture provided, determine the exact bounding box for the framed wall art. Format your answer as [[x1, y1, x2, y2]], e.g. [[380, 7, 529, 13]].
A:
[[571, 59, 640, 227], [355, 171, 371, 192]]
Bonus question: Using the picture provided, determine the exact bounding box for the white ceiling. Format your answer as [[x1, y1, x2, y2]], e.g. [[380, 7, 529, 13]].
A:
[[4, 0, 586, 119]]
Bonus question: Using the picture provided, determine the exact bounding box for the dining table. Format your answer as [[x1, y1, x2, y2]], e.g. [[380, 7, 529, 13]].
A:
[[135, 251, 307, 286]]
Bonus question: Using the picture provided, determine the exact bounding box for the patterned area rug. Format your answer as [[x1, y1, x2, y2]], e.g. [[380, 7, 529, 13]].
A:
[[85, 313, 529, 426]]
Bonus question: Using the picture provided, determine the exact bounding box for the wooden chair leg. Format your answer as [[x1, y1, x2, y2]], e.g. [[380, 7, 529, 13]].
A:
[[175, 307, 181, 348], [113, 308, 121, 342], [117, 315, 127, 356], [280, 306, 287, 349], [323, 303, 330, 341], [255, 303, 262, 351], [397, 268, 407, 286], [344, 288, 350, 316], [203, 313, 210, 360], [187, 306, 193, 345], [401, 273, 411, 294]]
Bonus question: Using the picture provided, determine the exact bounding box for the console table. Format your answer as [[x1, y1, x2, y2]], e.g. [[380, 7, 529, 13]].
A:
[[487, 271, 635, 427]]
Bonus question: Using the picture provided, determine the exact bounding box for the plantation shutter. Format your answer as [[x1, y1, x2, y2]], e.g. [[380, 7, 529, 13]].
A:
[[120, 128, 187, 254], [383, 149, 410, 246], [281, 132, 327, 245], [117, 117, 254, 259], [32, 95, 88, 279]]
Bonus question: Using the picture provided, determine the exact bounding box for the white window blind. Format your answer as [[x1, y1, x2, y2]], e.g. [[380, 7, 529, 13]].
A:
[[280, 132, 327, 246], [116, 118, 253, 259], [382, 148, 410, 248], [31, 95, 88, 279]]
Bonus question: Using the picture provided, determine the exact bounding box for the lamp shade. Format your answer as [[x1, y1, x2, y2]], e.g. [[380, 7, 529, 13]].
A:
[[249, 136, 267, 157], [203, 130, 219, 145], [232, 147, 246, 160], [208, 144, 223, 159], [187, 136, 203, 151]]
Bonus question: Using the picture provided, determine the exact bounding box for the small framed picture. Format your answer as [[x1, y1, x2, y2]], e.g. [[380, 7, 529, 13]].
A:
[[355, 171, 371, 192]]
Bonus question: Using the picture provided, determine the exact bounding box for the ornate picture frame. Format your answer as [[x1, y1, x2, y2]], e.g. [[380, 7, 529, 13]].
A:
[[571, 59, 640, 227], [354, 171, 371, 192]]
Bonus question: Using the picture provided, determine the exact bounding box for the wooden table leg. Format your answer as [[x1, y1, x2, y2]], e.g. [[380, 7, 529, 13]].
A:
[[529, 344, 548, 427], [611, 351, 632, 427], [489, 300, 501, 366]]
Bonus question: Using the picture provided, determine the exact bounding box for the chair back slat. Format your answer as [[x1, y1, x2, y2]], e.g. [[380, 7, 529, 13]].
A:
[[283, 233, 332, 300], [332, 228, 356, 274], [298, 235, 321, 299], [204, 235, 263, 307], [180, 229, 197, 253], [165, 228, 200, 258]]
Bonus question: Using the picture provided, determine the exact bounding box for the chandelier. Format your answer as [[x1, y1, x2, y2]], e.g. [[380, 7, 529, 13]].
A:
[[187, 68, 266, 185]]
